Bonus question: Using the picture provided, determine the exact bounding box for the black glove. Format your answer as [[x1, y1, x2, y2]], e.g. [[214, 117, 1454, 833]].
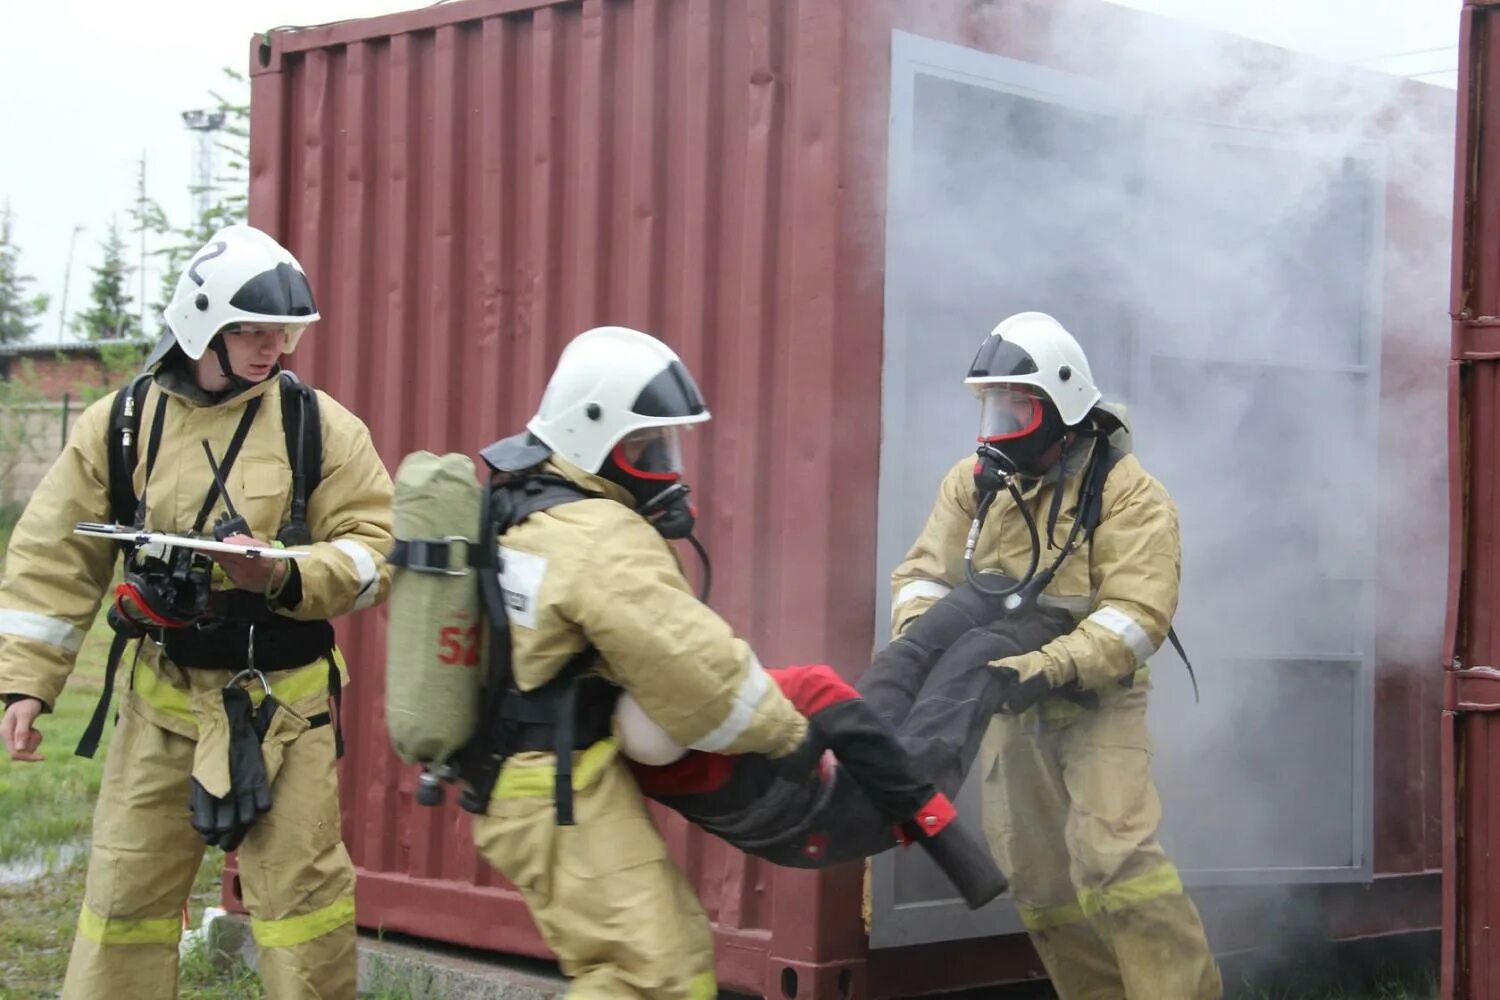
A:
[[189, 687, 275, 851], [993, 667, 1053, 715]]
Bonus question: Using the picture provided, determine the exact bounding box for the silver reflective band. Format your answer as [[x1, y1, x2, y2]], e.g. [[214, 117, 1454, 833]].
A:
[[0, 609, 86, 653], [333, 539, 380, 610], [690, 654, 770, 753], [893, 580, 953, 616], [1087, 605, 1157, 666]]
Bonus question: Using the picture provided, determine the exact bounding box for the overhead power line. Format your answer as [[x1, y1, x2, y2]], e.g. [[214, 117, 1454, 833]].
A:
[[1357, 43, 1458, 64]]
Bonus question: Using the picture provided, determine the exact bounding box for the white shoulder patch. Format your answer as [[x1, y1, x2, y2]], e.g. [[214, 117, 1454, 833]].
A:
[[498, 546, 548, 630]]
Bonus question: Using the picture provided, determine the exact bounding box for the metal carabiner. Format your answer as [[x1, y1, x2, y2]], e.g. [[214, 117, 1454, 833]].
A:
[[225, 667, 272, 697], [225, 624, 271, 697]]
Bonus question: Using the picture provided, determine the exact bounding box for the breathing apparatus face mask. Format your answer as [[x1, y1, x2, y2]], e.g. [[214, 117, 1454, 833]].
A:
[[113, 545, 215, 632], [964, 387, 1078, 609], [603, 426, 697, 540], [975, 386, 1067, 484]]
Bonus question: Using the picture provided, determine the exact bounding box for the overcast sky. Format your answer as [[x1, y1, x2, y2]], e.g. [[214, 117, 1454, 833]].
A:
[[0, 0, 1462, 345]]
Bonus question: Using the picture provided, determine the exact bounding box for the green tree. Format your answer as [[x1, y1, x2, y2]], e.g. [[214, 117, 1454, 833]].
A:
[[0, 206, 50, 344], [73, 219, 141, 342]]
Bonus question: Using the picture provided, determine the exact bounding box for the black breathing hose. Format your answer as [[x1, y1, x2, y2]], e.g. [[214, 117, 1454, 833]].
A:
[[685, 532, 713, 603], [963, 429, 1124, 620], [964, 448, 1097, 611], [965, 477, 1039, 599]]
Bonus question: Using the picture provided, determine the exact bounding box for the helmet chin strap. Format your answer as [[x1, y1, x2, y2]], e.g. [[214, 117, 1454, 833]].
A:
[[210, 336, 255, 393]]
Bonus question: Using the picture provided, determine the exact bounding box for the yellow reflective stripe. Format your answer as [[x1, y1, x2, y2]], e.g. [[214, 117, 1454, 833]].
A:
[[1036, 698, 1085, 725], [495, 738, 619, 799], [1018, 899, 1087, 932], [134, 655, 336, 725], [76, 904, 181, 945], [689, 971, 718, 1000], [327, 646, 350, 687], [1079, 863, 1184, 920], [133, 660, 192, 723], [1019, 863, 1183, 932], [251, 895, 355, 949], [265, 657, 336, 706]]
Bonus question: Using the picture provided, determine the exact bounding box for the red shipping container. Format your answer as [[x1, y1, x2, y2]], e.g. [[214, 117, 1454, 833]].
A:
[[1448, 2, 1500, 998], [238, 1, 1457, 995]]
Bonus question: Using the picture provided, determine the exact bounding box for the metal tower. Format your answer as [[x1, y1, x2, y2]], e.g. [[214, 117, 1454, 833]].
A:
[[181, 109, 228, 221]]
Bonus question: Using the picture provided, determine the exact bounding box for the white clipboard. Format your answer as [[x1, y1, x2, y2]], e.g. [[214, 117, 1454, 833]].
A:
[[73, 523, 309, 559]]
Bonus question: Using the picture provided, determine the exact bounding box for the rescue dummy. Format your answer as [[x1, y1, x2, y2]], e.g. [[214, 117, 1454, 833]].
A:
[[892, 311, 1222, 1000], [0, 225, 394, 999], [621, 577, 1073, 908]]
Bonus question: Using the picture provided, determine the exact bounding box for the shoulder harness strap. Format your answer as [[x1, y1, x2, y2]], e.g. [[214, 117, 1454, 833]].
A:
[[104, 370, 325, 538], [276, 371, 322, 545], [85, 374, 154, 758], [502, 473, 601, 522], [106, 373, 155, 528], [460, 474, 604, 823]]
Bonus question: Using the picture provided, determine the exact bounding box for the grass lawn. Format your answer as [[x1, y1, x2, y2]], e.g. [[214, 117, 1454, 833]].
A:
[[0, 608, 265, 998]]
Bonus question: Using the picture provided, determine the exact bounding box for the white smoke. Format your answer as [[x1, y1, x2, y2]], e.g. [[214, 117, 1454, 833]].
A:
[[874, 0, 1454, 932]]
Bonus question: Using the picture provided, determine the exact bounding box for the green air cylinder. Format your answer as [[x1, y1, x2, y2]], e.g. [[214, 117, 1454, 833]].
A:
[[386, 451, 485, 770]]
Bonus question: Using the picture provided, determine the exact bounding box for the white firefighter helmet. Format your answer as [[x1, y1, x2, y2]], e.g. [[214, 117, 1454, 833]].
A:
[[526, 326, 711, 474], [965, 312, 1101, 426], [156, 224, 320, 364]]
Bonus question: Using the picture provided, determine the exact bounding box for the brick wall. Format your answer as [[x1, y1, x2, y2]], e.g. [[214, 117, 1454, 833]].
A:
[[18, 355, 109, 402]]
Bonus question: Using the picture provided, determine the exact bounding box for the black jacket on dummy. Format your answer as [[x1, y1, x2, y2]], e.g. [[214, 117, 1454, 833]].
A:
[[631, 580, 1072, 907]]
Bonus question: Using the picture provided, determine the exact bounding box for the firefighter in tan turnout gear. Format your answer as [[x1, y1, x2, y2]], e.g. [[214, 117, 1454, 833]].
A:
[[465, 326, 815, 1000], [0, 225, 393, 999], [892, 312, 1222, 999]]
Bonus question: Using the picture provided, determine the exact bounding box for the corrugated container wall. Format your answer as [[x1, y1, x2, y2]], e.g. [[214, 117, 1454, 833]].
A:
[[1447, 3, 1500, 997], [244, 0, 1457, 996]]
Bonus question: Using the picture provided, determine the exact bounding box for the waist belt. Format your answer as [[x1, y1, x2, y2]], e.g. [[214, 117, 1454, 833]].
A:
[[204, 589, 298, 625], [163, 618, 335, 672], [75, 616, 341, 760], [499, 674, 617, 755]]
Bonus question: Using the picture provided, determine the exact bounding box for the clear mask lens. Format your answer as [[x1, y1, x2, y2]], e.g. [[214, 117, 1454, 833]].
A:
[[617, 427, 685, 477], [978, 387, 1044, 442]]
